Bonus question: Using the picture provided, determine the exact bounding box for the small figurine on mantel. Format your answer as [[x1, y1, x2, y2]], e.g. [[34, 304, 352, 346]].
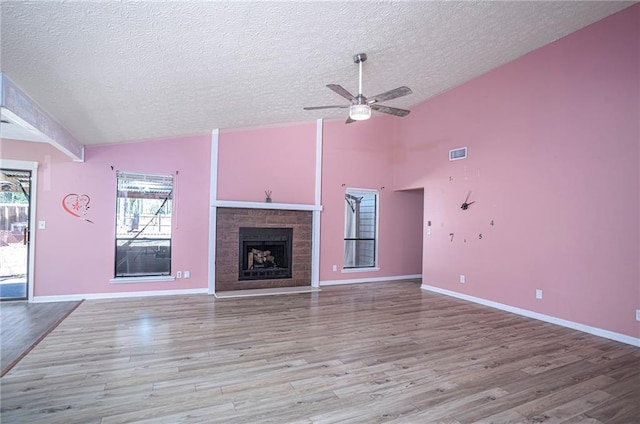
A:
[[265, 190, 272, 203]]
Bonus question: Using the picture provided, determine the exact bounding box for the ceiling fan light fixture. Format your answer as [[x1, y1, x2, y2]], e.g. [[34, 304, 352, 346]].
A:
[[304, 52, 411, 123], [349, 104, 371, 121]]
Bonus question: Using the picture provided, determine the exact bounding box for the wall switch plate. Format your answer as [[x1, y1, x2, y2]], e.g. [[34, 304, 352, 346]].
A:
[[636, 309, 640, 322], [38, 221, 46, 229], [332, 265, 337, 272], [536, 289, 543, 299], [459, 275, 465, 284], [184, 270, 190, 279], [176, 271, 182, 279]]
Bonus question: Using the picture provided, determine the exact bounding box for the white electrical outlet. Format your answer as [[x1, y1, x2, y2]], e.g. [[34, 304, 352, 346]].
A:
[[636, 309, 640, 322], [427, 228, 431, 235], [176, 271, 182, 279], [459, 275, 465, 284], [536, 289, 543, 299], [184, 270, 190, 279], [332, 265, 337, 272]]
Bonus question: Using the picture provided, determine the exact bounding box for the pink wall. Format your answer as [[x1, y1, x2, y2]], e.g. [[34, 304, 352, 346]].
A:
[[3, 136, 211, 296], [1, 138, 71, 165], [215, 118, 424, 282], [320, 117, 424, 282], [217, 123, 316, 204], [3, 118, 424, 297], [394, 5, 639, 338], [3, 6, 636, 342]]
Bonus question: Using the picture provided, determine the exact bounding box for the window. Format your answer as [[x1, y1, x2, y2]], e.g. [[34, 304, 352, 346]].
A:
[[115, 172, 173, 278], [344, 188, 378, 269]]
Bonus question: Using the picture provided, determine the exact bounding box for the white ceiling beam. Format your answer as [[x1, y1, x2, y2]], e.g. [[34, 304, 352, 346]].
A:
[[1, 73, 84, 162]]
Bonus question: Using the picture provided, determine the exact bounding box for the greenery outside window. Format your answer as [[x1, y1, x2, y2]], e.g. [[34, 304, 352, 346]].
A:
[[344, 188, 378, 269], [115, 172, 173, 278]]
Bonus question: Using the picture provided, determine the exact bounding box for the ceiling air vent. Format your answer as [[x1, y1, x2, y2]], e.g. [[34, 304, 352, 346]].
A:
[[449, 147, 467, 161]]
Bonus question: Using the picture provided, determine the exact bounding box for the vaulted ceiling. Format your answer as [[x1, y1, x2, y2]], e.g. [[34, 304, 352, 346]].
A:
[[1, 1, 635, 146]]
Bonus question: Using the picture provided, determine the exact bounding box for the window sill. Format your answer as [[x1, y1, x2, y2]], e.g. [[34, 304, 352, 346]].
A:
[[110, 276, 175, 284], [341, 267, 380, 274]]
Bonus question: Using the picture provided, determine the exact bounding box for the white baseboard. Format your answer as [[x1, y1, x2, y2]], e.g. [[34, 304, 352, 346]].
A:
[[420, 284, 640, 348], [320, 274, 422, 286], [33, 288, 209, 303]]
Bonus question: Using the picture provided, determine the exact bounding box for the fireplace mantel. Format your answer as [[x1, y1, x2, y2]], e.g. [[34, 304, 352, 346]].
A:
[[213, 200, 322, 212]]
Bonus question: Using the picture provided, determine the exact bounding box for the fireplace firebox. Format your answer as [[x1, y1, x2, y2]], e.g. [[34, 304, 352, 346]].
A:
[[239, 227, 293, 280]]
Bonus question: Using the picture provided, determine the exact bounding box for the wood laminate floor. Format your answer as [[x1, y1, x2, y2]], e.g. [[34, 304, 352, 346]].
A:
[[0, 281, 638, 423], [0, 300, 81, 376]]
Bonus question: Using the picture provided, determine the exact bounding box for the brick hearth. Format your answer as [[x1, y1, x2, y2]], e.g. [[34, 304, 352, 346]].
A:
[[215, 208, 312, 292]]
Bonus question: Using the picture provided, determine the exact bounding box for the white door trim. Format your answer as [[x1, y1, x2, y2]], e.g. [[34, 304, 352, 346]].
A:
[[0, 159, 38, 302]]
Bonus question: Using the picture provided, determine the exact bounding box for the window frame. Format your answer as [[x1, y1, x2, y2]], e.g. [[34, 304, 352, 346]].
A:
[[113, 171, 174, 280], [342, 187, 379, 272]]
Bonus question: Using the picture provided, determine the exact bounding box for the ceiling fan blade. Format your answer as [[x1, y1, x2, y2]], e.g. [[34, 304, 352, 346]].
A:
[[327, 84, 356, 102], [368, 86, 412, 104], [370, 104, 411, 117], [303, 105, 349, 110]]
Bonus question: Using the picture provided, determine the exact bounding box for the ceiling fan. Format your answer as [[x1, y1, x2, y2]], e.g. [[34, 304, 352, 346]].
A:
[[304, 53, 412, 124]]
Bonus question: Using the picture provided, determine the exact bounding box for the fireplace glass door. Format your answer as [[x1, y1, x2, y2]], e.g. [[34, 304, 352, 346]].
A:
[[239, 227, 293, 280]]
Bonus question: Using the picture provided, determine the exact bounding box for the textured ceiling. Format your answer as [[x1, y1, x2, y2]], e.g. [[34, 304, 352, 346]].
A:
[[1, 1, 635, 146]]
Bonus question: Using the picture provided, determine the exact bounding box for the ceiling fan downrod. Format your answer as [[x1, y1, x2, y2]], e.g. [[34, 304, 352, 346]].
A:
[[353, 53, 367, 101]]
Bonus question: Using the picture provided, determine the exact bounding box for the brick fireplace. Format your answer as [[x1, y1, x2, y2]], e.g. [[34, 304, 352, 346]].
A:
[[215, 208, 312, 292]]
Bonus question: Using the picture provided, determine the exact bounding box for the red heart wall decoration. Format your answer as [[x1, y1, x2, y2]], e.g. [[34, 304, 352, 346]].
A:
[[62, 194, 94, 223]]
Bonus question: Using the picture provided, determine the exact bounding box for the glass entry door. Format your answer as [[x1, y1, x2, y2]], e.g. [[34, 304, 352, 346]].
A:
[[0, 168, 31, 300]]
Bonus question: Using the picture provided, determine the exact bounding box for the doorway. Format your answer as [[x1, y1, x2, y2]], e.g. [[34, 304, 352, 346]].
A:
[[0, 161, 36, 301]]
